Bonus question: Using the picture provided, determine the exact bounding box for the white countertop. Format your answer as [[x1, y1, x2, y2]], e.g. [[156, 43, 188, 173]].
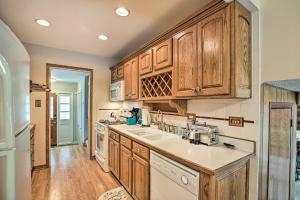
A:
[[109, 124, 253, 173]]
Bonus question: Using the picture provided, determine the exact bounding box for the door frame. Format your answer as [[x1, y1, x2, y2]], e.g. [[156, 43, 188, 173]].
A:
[[259, 84, 298, 200], [267, 102, 296, 200], [46, 63, 94, 167], [50, 92, 57, 146]]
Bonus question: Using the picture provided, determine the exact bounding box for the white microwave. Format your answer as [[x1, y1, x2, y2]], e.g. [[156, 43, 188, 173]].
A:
[[110, 80, 125, 101]]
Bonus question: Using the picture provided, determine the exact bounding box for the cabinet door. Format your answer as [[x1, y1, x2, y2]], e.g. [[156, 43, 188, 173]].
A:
[[197, 7, 230, 95], [132, 154, 149, 200], [114, 140, 120, 179], [124, 61, 132, 100], [111, 68, 118, 82], [139, 49, 153, 75], [108, 138, 115, 173], [173, 25, 198, 97], [117, 65, 124, 80], [131, 57, 139, 99], [153, 39, 173, 71], [120, 146, 132, 193]]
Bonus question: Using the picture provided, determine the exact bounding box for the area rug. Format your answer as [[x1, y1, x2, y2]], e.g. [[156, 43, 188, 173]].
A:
[[98, 187, 133, 200]]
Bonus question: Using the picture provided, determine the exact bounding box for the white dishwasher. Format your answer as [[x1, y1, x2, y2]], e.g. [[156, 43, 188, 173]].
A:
[[150, 151, 200, 200]]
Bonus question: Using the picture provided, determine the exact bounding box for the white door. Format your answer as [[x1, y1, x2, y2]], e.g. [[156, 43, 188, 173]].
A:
[[76, 92, 83, 144], [57, 93, 74, 145]]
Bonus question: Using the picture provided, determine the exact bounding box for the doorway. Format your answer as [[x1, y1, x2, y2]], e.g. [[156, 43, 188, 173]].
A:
[[46, 64, 94, 167], [260, 83, 298, 200]]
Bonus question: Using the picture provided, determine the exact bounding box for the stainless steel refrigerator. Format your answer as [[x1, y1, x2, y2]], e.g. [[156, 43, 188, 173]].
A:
[[0, 19, 31, 200]]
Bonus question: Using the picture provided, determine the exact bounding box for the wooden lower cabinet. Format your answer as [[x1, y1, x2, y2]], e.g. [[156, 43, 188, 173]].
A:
[[120, 145, 132, 193], [132, 153, 149, 200], [108, 138, 120, 178], [109, 129, 250, 200]]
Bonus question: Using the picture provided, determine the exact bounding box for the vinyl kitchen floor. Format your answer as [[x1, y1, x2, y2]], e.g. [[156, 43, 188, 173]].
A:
[[32, 145, 120, 200]]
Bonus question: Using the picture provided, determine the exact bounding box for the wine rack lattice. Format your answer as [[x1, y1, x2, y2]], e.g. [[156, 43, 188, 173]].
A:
[[141, 71, 172, 98]]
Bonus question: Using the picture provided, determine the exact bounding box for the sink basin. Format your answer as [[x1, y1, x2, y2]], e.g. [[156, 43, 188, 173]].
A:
[[143, 133, 177, 141], [127, 129, 153, 136]]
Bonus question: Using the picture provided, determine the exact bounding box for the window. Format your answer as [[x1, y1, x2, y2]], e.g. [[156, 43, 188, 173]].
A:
[[59, 95, 71, 120]]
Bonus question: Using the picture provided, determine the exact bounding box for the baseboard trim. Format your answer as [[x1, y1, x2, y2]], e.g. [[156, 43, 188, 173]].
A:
[[32, 164, 48, 171]]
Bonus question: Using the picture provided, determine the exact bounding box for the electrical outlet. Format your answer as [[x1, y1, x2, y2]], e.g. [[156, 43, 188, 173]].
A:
[[35, 99, 41, 107], [228, 116, 244, 127]]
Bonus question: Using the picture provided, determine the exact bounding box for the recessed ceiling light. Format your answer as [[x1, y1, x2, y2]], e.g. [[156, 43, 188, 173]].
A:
[[115, 7, 129, 17], [98, 34, 108, 41], [35, 19, 51, 27]]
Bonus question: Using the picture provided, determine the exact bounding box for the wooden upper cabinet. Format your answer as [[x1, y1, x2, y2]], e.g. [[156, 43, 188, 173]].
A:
[[153, 39, 173, 71], [139, 49, 153, 75], [132, 153, 149, 200], [233, 2, 251, 98], [173, 25, 198, 97], [124, 62, 132, 99], [131, 57, 139, 99], [111, 68, 118, 82], [124, 57, 139, 100], [111, 65, 124, 82], [120, 145, 132, 193], [117, 65, 124, 79], [197, 7, 230, 96]]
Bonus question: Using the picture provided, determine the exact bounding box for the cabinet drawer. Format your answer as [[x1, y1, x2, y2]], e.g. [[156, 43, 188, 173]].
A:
[[120, 136, 132, 149], [132, 142, 149, 160], [109, 130, 120, 142]]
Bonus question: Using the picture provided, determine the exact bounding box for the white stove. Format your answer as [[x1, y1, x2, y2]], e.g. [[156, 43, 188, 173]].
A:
[[95, 120, 125, 172], [95, 121, 110, 172]]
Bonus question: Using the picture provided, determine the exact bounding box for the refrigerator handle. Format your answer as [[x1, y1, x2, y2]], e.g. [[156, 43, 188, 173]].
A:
[[0, 54, 14, 148]]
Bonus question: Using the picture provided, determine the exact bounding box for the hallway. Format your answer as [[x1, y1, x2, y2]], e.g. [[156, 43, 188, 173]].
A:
[[32, 145, 120, 200]]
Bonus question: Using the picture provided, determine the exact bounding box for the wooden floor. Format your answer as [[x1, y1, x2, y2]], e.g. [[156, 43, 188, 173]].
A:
[[32, 145, 120, 200]]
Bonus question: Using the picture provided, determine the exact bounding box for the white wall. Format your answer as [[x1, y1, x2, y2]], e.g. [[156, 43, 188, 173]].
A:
[[27, 43, 117, 166], [51, 81, 78, 93], [261, 0, 300, 82]]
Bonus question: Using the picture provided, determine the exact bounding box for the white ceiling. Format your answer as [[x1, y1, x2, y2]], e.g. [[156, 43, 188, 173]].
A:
[[51, 68, 89, 83], [0, 0, 212, 59]]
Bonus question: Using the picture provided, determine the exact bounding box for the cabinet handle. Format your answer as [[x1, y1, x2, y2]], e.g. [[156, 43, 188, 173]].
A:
[[137, 148, 140, 152], [191, 88, 197, 93], [196, 87, 201, 93]]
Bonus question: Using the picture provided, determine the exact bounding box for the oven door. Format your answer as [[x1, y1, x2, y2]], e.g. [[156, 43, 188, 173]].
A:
[[96, 131, 105, 155]]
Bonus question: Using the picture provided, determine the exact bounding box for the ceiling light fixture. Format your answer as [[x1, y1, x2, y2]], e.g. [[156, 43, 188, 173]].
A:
[[98, 34, 109, 41], [35, 19, 51, 27], [115, 7, 129, 17]]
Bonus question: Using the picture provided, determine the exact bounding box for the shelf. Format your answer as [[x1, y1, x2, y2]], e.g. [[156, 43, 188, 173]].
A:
[[140, 71, 172, 99]]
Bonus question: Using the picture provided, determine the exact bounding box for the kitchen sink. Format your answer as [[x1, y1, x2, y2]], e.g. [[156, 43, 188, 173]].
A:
[[127, 129, 153, 136], [143, 133, 177, 141], [126, 128, 179, 142]]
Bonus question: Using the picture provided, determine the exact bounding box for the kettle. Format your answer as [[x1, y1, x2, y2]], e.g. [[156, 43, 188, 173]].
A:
[[141, 108, 151, 127]]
